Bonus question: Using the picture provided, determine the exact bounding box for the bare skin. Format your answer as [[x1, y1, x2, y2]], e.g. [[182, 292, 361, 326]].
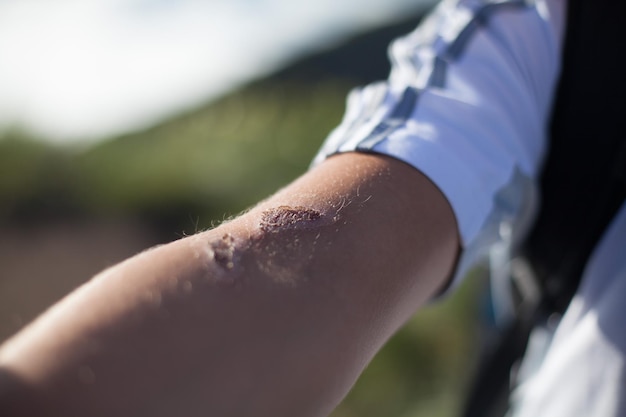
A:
[[0, 152, 459, 417]]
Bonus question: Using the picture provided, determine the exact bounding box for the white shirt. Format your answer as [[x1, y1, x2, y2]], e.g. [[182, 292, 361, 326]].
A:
[[313, 0, 626, 414]]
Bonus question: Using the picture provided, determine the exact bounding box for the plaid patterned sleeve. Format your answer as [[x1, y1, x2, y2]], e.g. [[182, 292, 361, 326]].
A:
[[313, 0, 566, 292]]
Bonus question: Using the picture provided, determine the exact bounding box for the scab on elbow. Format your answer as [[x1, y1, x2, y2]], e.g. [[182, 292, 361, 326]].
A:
[[200, 233, 242, 287], [249, 205, 334, 285], [210, 233, 236, 270], [258, 206, 325, 233], [199, 206, 333, 286]]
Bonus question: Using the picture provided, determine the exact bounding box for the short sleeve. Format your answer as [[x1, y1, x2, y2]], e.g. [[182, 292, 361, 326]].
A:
[[313, 0, 567, 294]]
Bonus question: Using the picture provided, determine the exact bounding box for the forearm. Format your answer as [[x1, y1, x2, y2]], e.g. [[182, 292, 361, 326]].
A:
[[0, 153, 459, 417]]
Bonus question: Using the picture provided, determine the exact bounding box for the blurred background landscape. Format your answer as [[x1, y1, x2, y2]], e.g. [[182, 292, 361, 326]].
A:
[[0, 1, 486, 415]]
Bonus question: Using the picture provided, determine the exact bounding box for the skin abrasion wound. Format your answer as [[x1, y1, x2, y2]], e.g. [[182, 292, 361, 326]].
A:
[[210, 233, 236, 270], [259, 206, 323, 233]]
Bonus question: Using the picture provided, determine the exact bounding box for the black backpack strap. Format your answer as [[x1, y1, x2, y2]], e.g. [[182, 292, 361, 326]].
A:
[[522, 0, 626, 314], [463, 0, 625, 416]]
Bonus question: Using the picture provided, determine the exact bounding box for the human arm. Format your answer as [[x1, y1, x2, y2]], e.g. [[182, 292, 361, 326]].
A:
[[0, 152, 459, 417], [0, 0, 568, 413]]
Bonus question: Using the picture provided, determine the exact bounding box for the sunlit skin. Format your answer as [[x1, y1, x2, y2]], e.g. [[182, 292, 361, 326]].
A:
[[0, 152, 459, 417]]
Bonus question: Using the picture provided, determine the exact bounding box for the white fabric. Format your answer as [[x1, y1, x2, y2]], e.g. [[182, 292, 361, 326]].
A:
[[313, 0, 626, 414], [510, 203, 626, 417], [314, 0, 566, 288]]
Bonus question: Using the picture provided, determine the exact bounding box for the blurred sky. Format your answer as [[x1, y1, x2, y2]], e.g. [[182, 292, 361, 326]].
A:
[[0, 0, 435, 145]]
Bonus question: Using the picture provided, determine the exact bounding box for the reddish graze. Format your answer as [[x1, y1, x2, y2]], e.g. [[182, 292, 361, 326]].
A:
[[259, 206, 323, 233]]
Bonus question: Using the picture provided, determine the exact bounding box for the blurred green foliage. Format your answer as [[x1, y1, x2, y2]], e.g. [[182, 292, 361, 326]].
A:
[[1, 80, 351, 229], [75, 81, 350, 217], [0, 77, 480, 417]]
